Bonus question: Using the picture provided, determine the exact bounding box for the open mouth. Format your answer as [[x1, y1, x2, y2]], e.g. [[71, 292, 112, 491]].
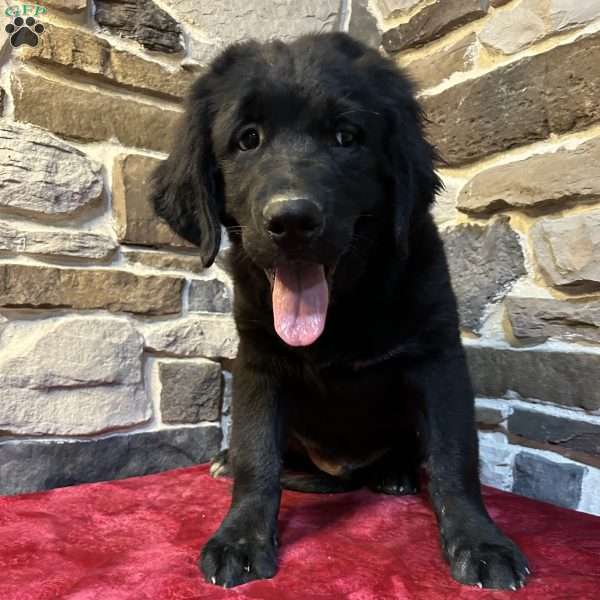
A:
[[266, 262, 332, 347]]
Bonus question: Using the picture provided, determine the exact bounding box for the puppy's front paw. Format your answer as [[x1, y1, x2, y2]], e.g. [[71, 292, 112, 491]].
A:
[[209, 449, 231, 479], [444, 532, 529, 590], [200, 533, 277, 588], [368, 468, 419, 496]]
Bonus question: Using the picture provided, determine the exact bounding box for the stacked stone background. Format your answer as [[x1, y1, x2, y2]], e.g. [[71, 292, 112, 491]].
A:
[[0, 1, 598, 515]]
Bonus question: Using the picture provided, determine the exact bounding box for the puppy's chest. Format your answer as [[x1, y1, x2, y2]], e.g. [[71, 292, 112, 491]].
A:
[[285, 364, 420, 465], [290, 360, 419, 412]]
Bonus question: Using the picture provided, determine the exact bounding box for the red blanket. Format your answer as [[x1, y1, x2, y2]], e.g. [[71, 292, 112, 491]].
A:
[[1, 464, 598, 599]]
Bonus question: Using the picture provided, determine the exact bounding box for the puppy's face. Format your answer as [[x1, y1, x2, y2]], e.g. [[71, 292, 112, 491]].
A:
[[212, 55, 386, 268], [152, 34, 438, 346]]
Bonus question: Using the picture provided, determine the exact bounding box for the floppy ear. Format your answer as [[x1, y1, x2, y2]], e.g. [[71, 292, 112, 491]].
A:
[[371, 59, 442, 256], [388, 110, 441, 257], [150, 76, 223, 268]]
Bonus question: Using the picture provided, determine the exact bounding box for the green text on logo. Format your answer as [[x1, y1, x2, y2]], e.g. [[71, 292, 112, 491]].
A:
[[5, 4, 47, 18]]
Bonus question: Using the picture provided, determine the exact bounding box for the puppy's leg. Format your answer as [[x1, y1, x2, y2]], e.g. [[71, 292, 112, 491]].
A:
[[412, 348, 529, 590], [200, 353, 283, 588]]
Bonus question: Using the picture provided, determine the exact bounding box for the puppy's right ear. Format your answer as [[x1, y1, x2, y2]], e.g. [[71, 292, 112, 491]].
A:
[[150, 77, 223, 268]]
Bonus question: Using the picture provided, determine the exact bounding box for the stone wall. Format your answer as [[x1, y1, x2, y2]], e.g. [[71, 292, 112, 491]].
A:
[[0, 1, 599, 515], [0, 0, 246, 494]]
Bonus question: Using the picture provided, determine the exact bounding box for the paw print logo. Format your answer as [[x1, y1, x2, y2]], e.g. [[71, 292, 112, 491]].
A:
[[5, 16, 44, 48]]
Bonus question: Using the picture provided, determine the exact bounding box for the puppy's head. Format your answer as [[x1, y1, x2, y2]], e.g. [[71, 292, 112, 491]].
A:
[[151, 33, 440, 347]]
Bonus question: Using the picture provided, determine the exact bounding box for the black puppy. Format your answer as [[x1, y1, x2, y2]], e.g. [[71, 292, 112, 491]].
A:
[[151, 33, 528, 590]]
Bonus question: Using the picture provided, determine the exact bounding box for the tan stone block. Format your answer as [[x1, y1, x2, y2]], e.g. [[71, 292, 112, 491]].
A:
[[109, 48, 195, 100], [0, 264, 184, 315], [480, 0, 599, 55], [550, 0, 600, 32], [382, 0, 489, 53], [43, 0, 87, 13], [544, 35, 600, 136], [402, 33, 477, 90], [0, 222, 118, 260], [0, 121, 103, 217], [112, 154, 193, 248], [20, 23, 196, 100], [531, 209, 600, 292], [165, 0, 340, 65], [0, 316, 149, 436], [458, 137, 600, 215], [432, 177, 462, 227], [12, 69, 182, 153], [124, 249, 204, 273], [506, 297, 600, 344], [422, 32, 600, 166], [479, 0, 547, 55], [377, 0, 423, 20], [142, 315, 239, 359]]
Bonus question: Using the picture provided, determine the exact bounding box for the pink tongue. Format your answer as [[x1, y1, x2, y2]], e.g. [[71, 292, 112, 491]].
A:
[[272, 263, 329, 347]]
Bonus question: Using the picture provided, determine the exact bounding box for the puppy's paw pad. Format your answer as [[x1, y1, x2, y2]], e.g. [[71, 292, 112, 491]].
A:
[[448, 536, 529, 590], [200, 534, 277, 588]]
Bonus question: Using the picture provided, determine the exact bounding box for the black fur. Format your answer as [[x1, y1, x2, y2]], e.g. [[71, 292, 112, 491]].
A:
[[151, 33, 528, 590]]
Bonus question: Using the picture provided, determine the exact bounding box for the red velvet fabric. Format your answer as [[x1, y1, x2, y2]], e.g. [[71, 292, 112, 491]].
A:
[[1, 465, 599, 599]]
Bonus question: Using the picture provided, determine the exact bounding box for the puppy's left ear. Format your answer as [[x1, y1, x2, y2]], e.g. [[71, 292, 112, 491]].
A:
[[373, 60, 442, 256], [150, 76, 223, 268]]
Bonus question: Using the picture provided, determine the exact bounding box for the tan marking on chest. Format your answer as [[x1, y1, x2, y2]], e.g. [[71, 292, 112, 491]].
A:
[[297, 435, 387, 477]]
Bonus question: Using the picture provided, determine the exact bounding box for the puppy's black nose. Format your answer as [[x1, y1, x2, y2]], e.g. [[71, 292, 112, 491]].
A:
[[263, 198, 323, 244]]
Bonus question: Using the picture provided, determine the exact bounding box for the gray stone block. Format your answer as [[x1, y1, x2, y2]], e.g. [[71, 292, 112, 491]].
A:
[[466, 346, 600, 411], [95, 0, 183, 54], [513, 452, 584, 509], [159, 360, 222, 424], [188, 278, 233, 313], [508, 409, 600, 458], [349, 0, 381, 48], [476, 406, 506, 427], [442, 219, 526, 332], [0, 426, 221, 496]]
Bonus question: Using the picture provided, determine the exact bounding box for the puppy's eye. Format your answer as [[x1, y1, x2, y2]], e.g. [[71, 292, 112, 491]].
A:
[[335, 129, 356, 147], [237, 127, 261, 151]]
